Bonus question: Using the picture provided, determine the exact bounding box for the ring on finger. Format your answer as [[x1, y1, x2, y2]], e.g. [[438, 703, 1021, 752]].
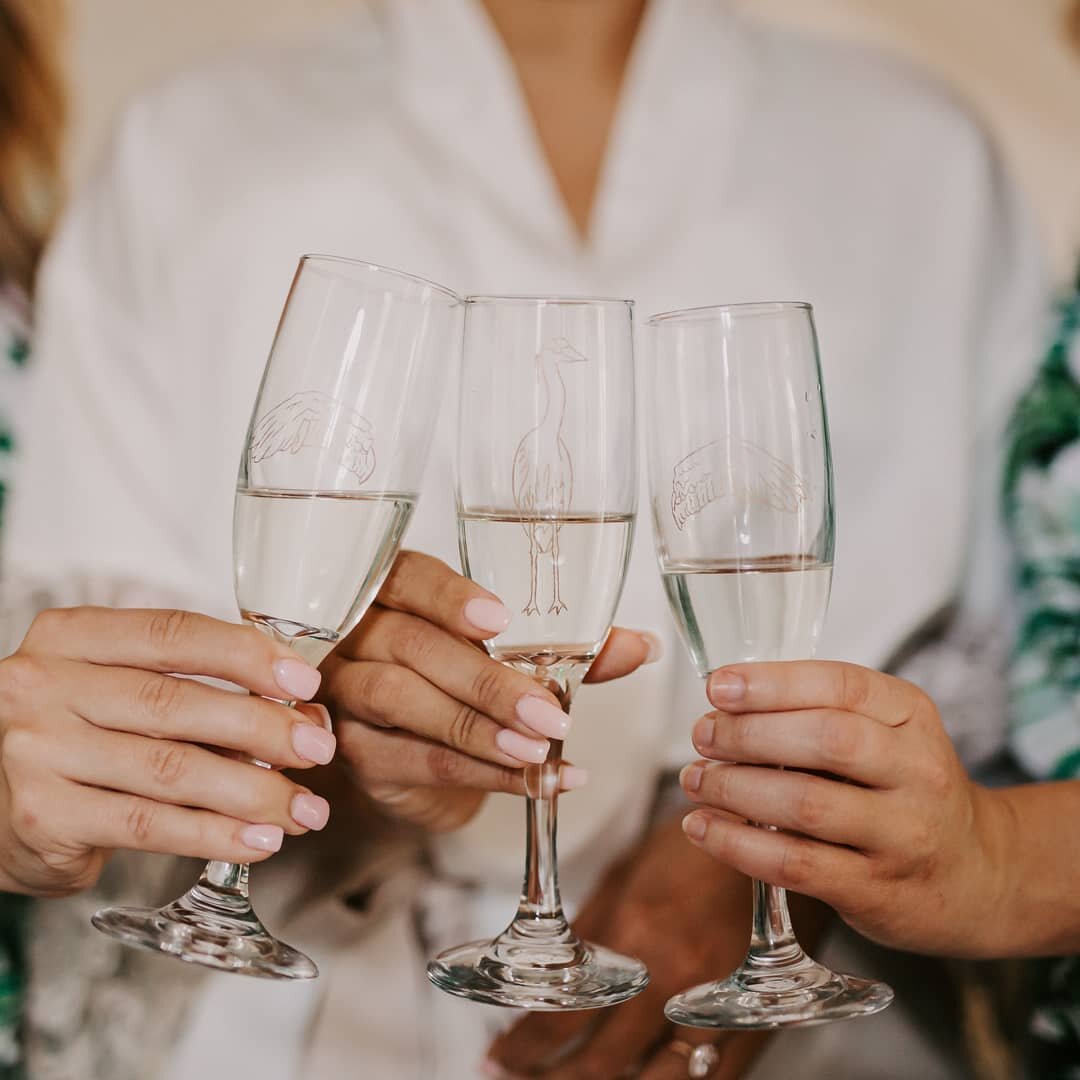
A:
[[669, 1039, 722, 1078]]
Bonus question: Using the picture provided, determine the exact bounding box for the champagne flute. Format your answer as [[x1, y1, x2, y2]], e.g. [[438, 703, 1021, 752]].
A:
[[92, 256, 461, 979], [644, 301, 894, 1027], [427, 295, 649, 1009]]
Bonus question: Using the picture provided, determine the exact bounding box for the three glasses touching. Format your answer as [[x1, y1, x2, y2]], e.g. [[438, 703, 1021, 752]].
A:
[[93, 257, 894, 1030]]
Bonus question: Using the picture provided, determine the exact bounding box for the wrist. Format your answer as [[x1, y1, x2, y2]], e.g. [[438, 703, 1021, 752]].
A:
[[962, 784, 1020, 957]]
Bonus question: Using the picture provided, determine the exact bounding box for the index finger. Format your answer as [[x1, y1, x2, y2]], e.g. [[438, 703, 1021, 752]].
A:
[[706, 661, 921, 728], [20, 607, 323, 702], [375, 550, 511, 641]]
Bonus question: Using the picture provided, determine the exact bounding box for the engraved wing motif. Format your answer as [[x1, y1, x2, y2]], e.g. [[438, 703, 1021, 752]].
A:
[[671, 439, 808, 529], [249, 390, 376, 484], [671, 441, 720, 530]]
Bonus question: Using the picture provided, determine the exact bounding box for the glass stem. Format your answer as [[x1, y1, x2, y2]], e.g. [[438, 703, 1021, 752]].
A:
[[201, 860, 250, 895], [748, 877, 800, 962], [510, 670, 577, 936]]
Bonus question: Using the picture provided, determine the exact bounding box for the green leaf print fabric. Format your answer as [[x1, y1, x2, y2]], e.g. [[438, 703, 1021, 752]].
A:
[[1004, 261, 1080, 1077]]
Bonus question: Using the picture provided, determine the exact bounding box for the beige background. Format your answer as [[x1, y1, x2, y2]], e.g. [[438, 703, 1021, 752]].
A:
[[67, 0, 1080, 280]]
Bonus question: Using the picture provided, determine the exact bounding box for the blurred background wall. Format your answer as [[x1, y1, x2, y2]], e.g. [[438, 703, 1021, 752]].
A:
[[67, 0, 1080, 281]]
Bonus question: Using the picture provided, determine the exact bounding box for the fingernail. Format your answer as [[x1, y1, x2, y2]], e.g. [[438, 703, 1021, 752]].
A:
[[291, 793, 331, 831], [515, 695, 571, 738], [693, 714, 717, 751], [560, 765, 589, 790], [292, 723, 336, 765], [464, 597, 512, 634], [273, 658, 322, 700], [709, 670, 746, 703], [639, 630, 664, 664], [240, 824, 284, 853], [300, 702, 333, 731], [480, 1060, 512, 1080], [496, 728, 550, 764], [680, 763, 703, 794], [683, 812, 707, 842]]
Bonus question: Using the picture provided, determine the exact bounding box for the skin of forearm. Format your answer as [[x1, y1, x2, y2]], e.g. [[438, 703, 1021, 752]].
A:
[[982, 780, 1080, 957]]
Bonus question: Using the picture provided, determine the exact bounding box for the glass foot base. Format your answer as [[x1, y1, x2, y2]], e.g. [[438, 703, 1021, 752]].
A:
[[665, 952, 893, 1030], [427, 937, 649, 1010], [92, 880, 318, 980]]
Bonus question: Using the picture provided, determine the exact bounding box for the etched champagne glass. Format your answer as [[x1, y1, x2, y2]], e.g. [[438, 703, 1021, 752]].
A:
[[92, 256, 461, 979], [644, 301, 894, 1027], [427, 295, 649, 1009]]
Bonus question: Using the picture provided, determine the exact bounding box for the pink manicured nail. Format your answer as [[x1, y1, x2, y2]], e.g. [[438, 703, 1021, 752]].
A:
[[515, 695, 570, 738], [291, 793, 330, 831], [464, 597, 512, 634], [292, 723, 336, 765], [560, 765, 589, 791], [273, 659, 322, 700], [639, 631, 664, 665], [683, 813, 707, 842], [240, 825, 284, 853], [708, 670, 746, 703], [496, 728, 550, 764]]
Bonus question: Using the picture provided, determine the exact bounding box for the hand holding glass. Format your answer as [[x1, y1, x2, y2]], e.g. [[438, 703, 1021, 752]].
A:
[[93, 257, 461, 979], [644, 302, 894, 1028]]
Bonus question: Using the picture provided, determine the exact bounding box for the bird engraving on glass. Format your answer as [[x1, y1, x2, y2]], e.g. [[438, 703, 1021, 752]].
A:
[[250, 390, 376, 485], [672, 439, 809, 530], [511, 337, 587, 615]]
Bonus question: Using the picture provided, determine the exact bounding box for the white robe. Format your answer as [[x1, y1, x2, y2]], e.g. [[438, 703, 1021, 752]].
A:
[[6, 0, 1048, 1076]]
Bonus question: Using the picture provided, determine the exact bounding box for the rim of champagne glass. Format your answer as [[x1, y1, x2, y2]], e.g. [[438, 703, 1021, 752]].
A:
[[300, 254, 461, 303], [646, 300, 812, 326], [466, 294, 634, 307]]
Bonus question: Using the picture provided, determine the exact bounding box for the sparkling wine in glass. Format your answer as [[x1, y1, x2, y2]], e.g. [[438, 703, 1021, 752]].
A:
[[92, 257, 461, 979], [644, 301, 894, 1028], [427, 296, 649, 1009]]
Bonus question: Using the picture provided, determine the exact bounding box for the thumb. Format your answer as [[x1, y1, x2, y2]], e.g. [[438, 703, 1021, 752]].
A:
[[585, 629, 662, 683]]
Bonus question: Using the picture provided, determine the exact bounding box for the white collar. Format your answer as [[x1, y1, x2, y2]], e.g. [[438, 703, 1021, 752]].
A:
[[382, 0, 757, 261]]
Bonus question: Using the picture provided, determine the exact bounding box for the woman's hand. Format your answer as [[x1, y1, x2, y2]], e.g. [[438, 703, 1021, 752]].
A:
[[0, 607, 338, 897], [321, 551, 659, 831], [678, 661, 1012, 956]]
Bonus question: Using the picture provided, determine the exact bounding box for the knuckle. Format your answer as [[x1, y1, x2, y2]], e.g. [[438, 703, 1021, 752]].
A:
[[355, 664, 404, 723], [146, 609, 193, 651], [136, 674, 184, 725], [391, 620, 437, 669], [1, 724, 43, 773], [729, 712, 756, 755], [819, 713, 861, 770], [0, 654, 50, 703], [794, 781, 826, 831], [22, 607, 75, 648], [146, 741, 188, 788], [427, 745, 468, 786], [839, 664, 872, 712], [447, 704, 483, 751], [469, 663, 506, 712], [778, 840, 814, 889], [123, 799, 157, 844], [7, 782, 47, 845]]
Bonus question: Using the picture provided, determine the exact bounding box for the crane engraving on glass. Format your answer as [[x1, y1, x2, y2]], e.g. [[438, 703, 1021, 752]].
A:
[[250, 390, 376, 485], [672, 440, 808, 530], [512, 337, 587, 615]]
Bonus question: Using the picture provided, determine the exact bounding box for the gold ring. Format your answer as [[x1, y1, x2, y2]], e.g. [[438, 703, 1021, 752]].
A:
[[669, 1039, 722, 1078]]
